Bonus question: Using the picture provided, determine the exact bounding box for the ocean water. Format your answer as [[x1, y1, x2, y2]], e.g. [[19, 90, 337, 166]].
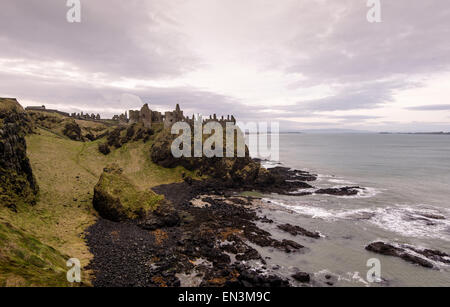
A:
[[252, 133, 450, 287]]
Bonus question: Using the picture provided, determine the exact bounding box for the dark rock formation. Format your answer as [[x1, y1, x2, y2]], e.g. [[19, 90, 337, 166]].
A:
[[0, 98, 39, 210], [365, 241, 450, 269], [277, 223, 321, 238], [150, 129, 263, 185], [86, 177, 314, 287], [98, 143, 111, 155], [106, 127, 126, 148], [62, 120, 82, 141], [292, 272, 310, 283], [315, 186, 362, 196], [150, 130, 316, 193], [104, 124, 154, 153], [137, 200, 180, 230]]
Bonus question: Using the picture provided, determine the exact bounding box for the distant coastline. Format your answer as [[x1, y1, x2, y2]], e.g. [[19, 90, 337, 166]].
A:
[[379, 132, 450, 135]]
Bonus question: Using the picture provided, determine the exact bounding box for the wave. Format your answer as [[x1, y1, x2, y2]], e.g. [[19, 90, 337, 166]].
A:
[[259, 159, 283, 169], [264, 199, 450, 241], [327, 178, 356, 185], [369, 205, 450, 241], [288, 186, 381, 199]]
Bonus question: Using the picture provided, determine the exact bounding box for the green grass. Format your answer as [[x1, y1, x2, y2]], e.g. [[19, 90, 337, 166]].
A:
[[0, 98, 23, 112], [0, 126, 198, 286], [0, 222, 69, 287], [96, 166, 164, 219], [239, 191, 263, 198]]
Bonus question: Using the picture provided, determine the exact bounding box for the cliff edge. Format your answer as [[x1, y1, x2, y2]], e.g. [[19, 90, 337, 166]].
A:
[[0, 98, 38, 211]]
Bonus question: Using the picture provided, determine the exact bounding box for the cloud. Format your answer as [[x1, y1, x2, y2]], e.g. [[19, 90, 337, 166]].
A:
[[0, 0, 198, 79], [406, 104, 450, 111], [0, 0, 449, 131], [287, 0, 450, 82]]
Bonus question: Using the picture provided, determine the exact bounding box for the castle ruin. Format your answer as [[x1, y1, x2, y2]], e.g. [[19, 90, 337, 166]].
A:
[[25, 103, 236, 130], [126, 103, 236, 129]]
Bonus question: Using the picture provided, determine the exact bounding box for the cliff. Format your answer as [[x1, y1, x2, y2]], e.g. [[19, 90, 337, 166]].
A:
[[0, 98, 38, 210], [149, 128, 274, 187]]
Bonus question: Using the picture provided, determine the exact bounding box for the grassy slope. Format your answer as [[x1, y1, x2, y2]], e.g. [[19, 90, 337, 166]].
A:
[[0, 126, 195, 286], [0, 98, 23, 112]]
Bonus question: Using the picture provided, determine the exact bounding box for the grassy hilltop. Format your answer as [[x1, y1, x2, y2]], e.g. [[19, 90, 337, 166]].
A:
[[0, 103, 197, 286]]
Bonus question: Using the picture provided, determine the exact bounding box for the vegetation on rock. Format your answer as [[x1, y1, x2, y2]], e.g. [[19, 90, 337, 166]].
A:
[[0, 98, 38, 211], [28, 110, 112, 142], [93, 164, 164, 221], [150, 128, 273, 187], [101, 123, 156, 155]]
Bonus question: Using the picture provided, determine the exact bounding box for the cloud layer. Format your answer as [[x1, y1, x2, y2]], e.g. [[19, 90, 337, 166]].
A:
[[0, 0, 449, 131]]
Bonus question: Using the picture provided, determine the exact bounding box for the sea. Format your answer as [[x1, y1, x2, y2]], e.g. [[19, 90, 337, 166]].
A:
[[250, 133, 450, 287]]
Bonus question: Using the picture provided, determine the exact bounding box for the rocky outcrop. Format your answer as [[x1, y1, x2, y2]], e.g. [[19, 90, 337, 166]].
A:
[[277, 223, 321, 239], [291, 272, 311, 283], [137, 200, 180, 230], [365, 241, 450, 269], [149, 129, 261, 184], [149, 130, 312, 191], [98, 143, 111, 155], [86, 184, 302, 287], [63, 120, 82, 141], [315, 186, 362, 196], [0, 98, 38, 210], [93, 164, 165, 222], [100, 123, 154, 155]]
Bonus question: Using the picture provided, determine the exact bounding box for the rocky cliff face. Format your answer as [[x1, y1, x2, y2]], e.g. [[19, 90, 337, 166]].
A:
[[150, 129, 274, 187], [0, 98, 39, 210]]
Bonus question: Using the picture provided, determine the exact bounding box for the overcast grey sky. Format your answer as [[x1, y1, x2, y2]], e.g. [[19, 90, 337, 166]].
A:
[[1, 0, 450, 131]]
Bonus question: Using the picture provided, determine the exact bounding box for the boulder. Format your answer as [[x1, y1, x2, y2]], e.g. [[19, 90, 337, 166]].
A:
[[278, 224, 321, 239], [292, 272, 310, 283], [93, 164, 164, 222]]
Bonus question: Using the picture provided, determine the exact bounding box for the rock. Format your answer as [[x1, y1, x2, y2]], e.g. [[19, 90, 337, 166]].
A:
[[365, 242, 437, 269], [138, 200, 180, 230], [183, 175, 193, 185], [0, 98, 38, 210], [292, 272, 310, 283], [106, 127, 126, 148], [315, 186, 362, 196], [277, 223, 321, 238], [98, 143, 111, 155], [149, 129, 275, 188], [63, 120, 82, 141], [418, 213, 445, 220], [93, 164, 165, 222]]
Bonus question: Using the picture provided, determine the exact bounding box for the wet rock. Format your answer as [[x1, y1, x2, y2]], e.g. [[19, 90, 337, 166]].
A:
[[417, 213, 445, 220], [138, 200, 180, 230], [277, 223, 321, 238], [235, 247, 260, 261], [292, 272, 310, 283], [315, 186, 362, 196], [365, 242, 442, 269], [86, 141, 324, 287]]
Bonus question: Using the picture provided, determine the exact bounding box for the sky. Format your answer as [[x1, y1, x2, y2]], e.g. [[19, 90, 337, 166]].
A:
[[0, 0, 449, 132]]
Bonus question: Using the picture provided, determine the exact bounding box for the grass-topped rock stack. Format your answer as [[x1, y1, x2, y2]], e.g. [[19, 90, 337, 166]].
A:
[[93, 164, 170, 222], [149, 128, 274, 187], [0, 98, 39, 211]]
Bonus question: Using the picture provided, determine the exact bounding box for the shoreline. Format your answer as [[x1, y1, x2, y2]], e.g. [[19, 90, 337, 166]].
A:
[[85, 163, 450, 287], [85, 166, 329, 287]]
